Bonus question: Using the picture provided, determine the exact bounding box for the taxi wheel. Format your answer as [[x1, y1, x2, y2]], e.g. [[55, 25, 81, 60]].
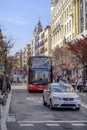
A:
[[49, 99, 54, 110], [43, 97, 46, 106], [76, 107, 80, 110]]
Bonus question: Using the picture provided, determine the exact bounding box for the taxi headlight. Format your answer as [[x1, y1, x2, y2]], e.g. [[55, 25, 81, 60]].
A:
[[53, 96, 61, 100]]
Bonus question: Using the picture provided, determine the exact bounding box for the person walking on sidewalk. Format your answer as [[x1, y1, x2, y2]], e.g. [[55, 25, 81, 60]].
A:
[[0, 74, 4, 93], [5, 75, 11, 93]]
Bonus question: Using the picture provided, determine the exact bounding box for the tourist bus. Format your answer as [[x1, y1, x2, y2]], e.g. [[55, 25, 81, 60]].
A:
[[27, 56, 53, 91]]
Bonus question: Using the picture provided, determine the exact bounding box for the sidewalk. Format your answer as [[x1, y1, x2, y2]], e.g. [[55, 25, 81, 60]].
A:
[[0, 90, 12, 130]]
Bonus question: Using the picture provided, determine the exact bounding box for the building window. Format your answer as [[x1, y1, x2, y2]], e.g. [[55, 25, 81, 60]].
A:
[[67, 23, 68, 33], [80, 0, 83, 17], [80, 17, 84, 33], [85, 0, 87, 13], [69, 20, 71, 32], [67, 8, 68, 19], [85, 14, 87, 29], [64, 11, 66, 21], [65, 25, 66, 35]]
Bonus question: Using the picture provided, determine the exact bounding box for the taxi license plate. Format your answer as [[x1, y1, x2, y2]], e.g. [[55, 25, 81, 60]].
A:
[[64, 101, 75, 104]]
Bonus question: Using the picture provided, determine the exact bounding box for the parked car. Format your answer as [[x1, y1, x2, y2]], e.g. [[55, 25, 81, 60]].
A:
[[43, 83, 81, 110]]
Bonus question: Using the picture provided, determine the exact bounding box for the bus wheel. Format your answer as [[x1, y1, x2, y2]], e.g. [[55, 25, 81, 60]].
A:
[[28, 89, 31, 93]]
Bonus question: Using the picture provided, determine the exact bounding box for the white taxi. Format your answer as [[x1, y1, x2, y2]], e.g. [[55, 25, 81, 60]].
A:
[[43, 83, 81, 110]]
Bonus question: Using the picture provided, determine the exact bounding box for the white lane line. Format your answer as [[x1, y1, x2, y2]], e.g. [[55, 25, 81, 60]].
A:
[[18, 120, 87, 123], [7, 115, 16, 122], [19, 124, 34, 127], [72, 123, 86, 126], [46, 123, 60, 126], [81, 103, 87, 109]]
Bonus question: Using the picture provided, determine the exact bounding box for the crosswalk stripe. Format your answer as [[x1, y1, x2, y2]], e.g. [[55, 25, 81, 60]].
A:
[[18, 122, 87, 127], [19, 124, 34, 127], [46, 123, 60, 126], [72, 123, 86, 126]]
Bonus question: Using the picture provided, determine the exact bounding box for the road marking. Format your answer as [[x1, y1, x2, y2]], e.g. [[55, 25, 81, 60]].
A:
[[19, 124, 34, 127], [18, 121, 87, 127], [26, 97, 42, 101], [26, 97, 42, 104], [72, 123, 86, 126], [18, 120, 87, 123], [81, 103, 87, 109], [46, 123, 60, 126], [7, 115, 16, 122], [79, 93, 87, 98]]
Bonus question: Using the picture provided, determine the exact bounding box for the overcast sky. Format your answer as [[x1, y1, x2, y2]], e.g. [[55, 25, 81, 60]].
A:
[[0, 0, 51, 55]]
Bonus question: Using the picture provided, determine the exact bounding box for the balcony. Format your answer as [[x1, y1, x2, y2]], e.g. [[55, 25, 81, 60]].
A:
[[39, 41, 44, 46], [53, 23, 62, 33]]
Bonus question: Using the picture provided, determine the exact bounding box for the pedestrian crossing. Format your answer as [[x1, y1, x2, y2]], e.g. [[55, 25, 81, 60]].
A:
[[17, 120, 87, 127], [6, 117, 87, 128]]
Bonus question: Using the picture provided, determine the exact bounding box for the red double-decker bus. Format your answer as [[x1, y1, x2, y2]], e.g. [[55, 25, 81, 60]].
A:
[[27, 56, 53, 92]]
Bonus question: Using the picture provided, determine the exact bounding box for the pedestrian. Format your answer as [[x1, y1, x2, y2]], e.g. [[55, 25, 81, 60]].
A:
[[0, 74, 4, 92], [17, 76, 19, 83], [77, 76, 82, 86], [67, 76, 71, 84], [56, 75, 61, 83], [5, 75, 11, 92], [10, 76, 13, 84]]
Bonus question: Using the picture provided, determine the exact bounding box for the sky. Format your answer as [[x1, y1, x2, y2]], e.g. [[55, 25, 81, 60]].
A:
[[0, 0, 51, 55]]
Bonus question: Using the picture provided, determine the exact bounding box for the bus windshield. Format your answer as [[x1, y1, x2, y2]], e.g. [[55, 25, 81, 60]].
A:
[[29, 57, 51, 68], [29, 68, 51, 85]]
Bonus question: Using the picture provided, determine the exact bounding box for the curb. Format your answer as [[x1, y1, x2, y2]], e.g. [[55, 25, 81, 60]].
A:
[[1, 90, 12, 130]]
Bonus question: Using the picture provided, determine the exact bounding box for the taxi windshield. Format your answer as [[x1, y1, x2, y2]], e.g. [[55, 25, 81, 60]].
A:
[[52, 85, 74, 93]]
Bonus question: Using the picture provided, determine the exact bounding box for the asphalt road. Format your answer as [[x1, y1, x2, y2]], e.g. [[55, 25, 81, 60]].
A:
[[6, 83, 87, 130]]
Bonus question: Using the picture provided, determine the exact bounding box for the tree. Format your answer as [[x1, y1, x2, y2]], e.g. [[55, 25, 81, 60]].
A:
[[6, 55, 15, 74], [0, 29, 14, 73], [52, 46, 73, 76], [66, 35, 87, 85], [66, 35, 87, 65], [52, 46, 67, 66]]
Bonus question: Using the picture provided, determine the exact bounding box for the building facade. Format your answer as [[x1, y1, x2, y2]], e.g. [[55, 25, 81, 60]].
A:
[[39, 26, 51, 56], [50, 0, 78, 51], [50, 0, 80, 76], [33, 20, 42, 56]]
